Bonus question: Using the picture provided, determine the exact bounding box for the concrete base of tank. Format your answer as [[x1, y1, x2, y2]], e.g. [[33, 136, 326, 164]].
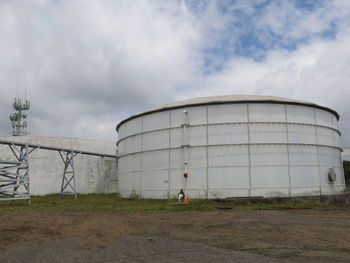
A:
[[0, 136, 117, 195], [223, 191, 350, 205], [119, 182, 346, 199]]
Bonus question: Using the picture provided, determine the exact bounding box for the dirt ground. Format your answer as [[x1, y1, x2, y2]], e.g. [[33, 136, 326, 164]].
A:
[[1, 209, 350, 262]]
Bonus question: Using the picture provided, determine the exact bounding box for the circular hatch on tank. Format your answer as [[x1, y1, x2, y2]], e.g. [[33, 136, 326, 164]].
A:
[[326, 168, 337, 184]]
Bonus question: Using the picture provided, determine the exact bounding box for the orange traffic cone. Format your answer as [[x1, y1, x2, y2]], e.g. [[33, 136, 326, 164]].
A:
[[184, 197, 188, 205]]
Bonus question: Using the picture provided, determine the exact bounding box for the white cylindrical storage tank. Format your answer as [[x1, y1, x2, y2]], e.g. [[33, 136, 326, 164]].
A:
[[116, 95, 345, 199]]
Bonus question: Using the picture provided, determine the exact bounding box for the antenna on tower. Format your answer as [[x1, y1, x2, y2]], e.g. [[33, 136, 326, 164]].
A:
[[9, 91, 30, 136]]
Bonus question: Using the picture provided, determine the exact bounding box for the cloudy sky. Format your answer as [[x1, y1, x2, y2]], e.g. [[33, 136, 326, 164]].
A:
[[1, 0, 350, 149]]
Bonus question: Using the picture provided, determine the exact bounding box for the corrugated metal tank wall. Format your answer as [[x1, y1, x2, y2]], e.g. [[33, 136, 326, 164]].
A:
[[117, 103, 345, 199]]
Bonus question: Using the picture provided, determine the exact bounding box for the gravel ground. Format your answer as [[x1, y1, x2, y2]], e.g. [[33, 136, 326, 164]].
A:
[[1, 209, 350, 262], [1, 236, 291, 263]]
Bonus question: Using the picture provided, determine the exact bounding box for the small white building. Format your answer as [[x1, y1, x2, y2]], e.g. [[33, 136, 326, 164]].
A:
[[0, 136, 117, 195]]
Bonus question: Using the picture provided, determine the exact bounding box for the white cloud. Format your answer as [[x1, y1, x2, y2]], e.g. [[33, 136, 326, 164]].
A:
[[0, 0, 350, 147], [0, 0, 204, 140]]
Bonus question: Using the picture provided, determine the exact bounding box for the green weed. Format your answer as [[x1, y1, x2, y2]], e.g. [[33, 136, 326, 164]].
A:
[[0, 194, 349, 214]]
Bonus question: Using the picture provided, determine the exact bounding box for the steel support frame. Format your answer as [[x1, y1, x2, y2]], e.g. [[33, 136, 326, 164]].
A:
[[0, 139, 117, 203], [0, 144, 31, 203], [59, 150, 78, 199]]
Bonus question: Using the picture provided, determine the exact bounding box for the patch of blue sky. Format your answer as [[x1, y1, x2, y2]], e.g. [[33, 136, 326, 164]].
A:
[[294, 0, 327, 11], [201, 29, 308, 74], [318, 20, 338, 40], [214, 0, 326, 14], [184, 0, 208, 14], [186, 0, 328, 15], [199, 0, 338, 74], [202, 50, 226, 74]]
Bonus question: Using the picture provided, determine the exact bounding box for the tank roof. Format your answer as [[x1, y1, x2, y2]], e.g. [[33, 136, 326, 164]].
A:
[[116, 95, 339, 131]]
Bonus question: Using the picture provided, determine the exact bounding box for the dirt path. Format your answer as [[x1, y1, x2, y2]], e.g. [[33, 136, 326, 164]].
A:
[[1, 209, 350, 262]]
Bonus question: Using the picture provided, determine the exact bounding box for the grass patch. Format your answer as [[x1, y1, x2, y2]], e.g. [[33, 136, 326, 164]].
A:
[[0, 194, 349, 214]]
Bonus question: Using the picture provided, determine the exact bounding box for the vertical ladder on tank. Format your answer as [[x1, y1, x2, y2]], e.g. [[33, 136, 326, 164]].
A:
[[59, 150, 78, 199], [181, 110, 190, 194]]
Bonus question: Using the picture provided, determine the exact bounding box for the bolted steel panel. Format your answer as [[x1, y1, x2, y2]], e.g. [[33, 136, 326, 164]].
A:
[[249, 103, 286, 122], [315, 108, 333, 128], [251, 166, 290, 188], [124, 135, 141, 154], [186, 167, 207, 189], [187, 126, 207, 146], [319, 147, 342, 167], [187, 147, 207, 168], [141, 169, 169, 190], [142, 150, 169, 170], [142, 130, 169, 151], [288, 124, 317, 144], [290, 166, 320, 186], [249, 123, 287, 143], [289, 145, 318, 165], [169, 149, 183, 169], [250, 145, 288, 166], [208, 166, 250, 189], [317, 127, 339, 147], [118, 124, 126, 140], [207, 104, 248, 124], [286, 105, 315, 124], [142, 111, 170, 132], [208, 145, 249, 167], [208, 124, 249, 145], [125, 117, 142, 137]]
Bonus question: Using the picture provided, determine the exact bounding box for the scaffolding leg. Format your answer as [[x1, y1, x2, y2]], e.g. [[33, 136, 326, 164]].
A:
[[59, 151, 77, 199], [0, 144, 30, 203]]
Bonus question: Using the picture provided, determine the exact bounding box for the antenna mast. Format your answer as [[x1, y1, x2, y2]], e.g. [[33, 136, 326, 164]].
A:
[[9, 96, 30, 136]]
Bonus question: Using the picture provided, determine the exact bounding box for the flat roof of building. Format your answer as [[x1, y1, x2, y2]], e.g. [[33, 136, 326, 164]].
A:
[[116, 95, 339, 131]]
